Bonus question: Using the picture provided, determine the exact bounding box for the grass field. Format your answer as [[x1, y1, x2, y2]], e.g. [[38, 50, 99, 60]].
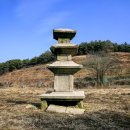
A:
[[0, 53, 130, 129], [0, 86, 130, 130]]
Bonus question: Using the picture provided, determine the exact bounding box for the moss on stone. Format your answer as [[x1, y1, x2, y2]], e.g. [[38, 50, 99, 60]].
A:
[[41, 100, 48, 110], [77, 101, 84, 108]]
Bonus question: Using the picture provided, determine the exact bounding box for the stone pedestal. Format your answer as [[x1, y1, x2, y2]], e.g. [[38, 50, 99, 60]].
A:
[[40, 28, 85, 110]]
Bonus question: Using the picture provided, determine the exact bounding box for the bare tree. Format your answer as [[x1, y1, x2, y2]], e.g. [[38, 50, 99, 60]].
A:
[[83, 52, 121, 87]]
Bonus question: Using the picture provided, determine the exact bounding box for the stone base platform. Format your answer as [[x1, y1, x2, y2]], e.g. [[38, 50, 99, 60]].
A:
[[40, 91, 85, 110], [46, 104, 85, 115], [40, 91, 85, 100]]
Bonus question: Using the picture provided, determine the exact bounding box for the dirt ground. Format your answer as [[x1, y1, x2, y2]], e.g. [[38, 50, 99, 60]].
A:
[[0, 86, 130, 130]]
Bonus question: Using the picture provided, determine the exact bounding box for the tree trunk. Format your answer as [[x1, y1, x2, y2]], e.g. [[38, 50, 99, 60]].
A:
[[96, 69, 104, 87], [100, 70, 104, 87], [96, 69, 101, 87]]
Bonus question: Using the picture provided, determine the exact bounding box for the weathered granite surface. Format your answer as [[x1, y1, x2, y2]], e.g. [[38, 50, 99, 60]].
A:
[[40, 28, 85, 107], [40, 91, 85, 99], [46, 104, 85, 114]]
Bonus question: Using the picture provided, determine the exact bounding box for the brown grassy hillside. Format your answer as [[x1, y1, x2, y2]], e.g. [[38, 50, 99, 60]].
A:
[[0, 52, 130, 88], [0, 52, 130, 130]]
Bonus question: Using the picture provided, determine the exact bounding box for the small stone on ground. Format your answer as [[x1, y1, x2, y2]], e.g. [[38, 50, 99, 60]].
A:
[[26, 104, 37, 109]]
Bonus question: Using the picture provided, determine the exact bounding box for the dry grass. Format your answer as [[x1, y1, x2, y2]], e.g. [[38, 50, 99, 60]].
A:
[[0, 86, 130, 130], [0, 53, 130, 129], [0, 52, 130, 89]]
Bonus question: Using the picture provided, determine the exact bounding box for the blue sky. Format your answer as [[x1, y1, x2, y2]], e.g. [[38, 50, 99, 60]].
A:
[[0, 0, 130, 62]]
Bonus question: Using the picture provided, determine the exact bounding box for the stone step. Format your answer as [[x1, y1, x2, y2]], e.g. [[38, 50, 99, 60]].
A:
[[46, 104, 85, 115]]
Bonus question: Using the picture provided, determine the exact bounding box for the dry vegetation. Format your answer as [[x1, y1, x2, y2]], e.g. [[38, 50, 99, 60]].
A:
[[0, 87, 130, 130], [0, 52, 130, 88], [0, 52, 130, 130], [0, 55, 89, 88]]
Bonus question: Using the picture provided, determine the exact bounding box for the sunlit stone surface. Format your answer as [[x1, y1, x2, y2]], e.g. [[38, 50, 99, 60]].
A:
[[40, 28, 85, 109]]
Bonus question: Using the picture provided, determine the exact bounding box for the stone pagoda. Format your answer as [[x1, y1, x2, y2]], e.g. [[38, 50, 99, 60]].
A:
[[40, 28, 85, 109]]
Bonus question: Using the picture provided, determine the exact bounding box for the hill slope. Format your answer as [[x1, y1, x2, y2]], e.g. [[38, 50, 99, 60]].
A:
[[0, 52, 130, 88]]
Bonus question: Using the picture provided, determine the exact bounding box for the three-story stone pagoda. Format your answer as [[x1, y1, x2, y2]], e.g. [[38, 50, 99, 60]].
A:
[[40, 28, 85, 109]]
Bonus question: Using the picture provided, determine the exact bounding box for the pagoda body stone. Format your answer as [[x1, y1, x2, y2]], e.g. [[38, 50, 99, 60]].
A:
[[40, 28, 85, 109]]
